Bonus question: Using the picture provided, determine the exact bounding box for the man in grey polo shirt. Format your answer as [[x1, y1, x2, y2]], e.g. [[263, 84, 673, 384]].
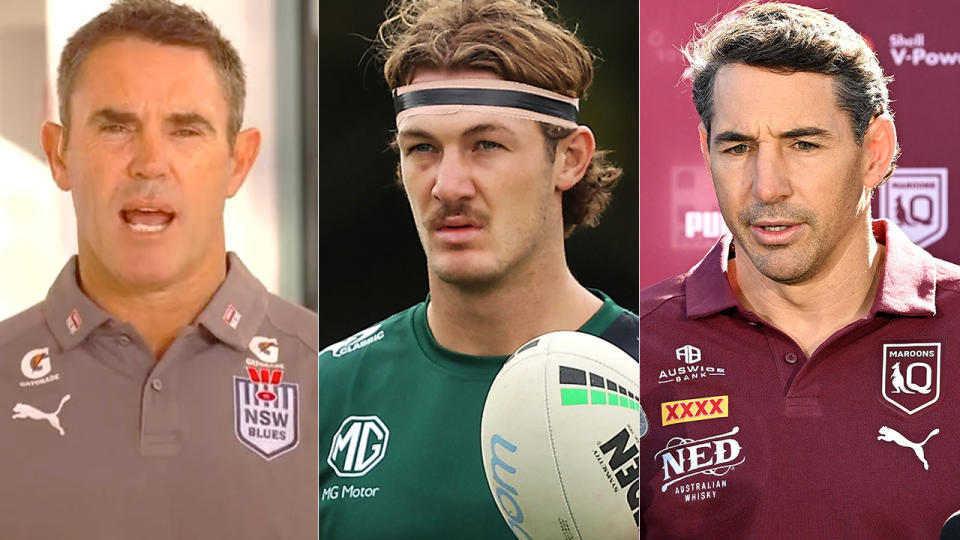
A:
[[0, 1, 317, 538]]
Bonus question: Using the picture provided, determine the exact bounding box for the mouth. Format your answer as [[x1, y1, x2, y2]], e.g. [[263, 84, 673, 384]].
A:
[[749, 221, 804, 245], [120, 203, 176, 234], [432, 215, 483, 244]]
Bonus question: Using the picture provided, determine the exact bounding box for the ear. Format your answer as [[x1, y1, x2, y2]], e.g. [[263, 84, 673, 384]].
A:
[[861, 115, 896, 190], [40, 122, 71, 192], [226, 127, 261, 197], [698, 123, 712, 173], [554, 126, 595, 192]]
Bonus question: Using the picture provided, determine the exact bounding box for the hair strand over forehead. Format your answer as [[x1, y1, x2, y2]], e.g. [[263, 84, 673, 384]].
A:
[[683, 0, 899, 180], [376, 0, 624, 235]]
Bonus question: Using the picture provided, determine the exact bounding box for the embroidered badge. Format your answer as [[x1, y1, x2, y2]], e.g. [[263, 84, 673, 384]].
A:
[[223, 304, 242, 329], [234, 377, 298, 460], [249, 336, 279, 364], [881, 343, 941, 415], [11, 395, 71, 436], [65, 309, 82, 335], [661, 395, 728, 426]]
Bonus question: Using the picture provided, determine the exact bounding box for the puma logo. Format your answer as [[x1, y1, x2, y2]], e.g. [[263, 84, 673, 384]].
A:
[[877, 425, 939, 470], [11, 394, 71, 436]]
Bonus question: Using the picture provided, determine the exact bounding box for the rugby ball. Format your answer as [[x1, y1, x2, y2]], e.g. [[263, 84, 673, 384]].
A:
[[480, 331, 640, 539]]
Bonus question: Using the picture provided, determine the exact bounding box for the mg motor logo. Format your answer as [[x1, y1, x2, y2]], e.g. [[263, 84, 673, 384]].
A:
[[881, 343, 941, 415], [328, 415, 390, 477], [876, 168, 948, 248]]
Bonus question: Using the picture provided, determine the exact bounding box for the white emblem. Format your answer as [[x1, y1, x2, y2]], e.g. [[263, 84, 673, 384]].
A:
[[327, 415, 390, 477], [876, 167, 948, 247], [655, 426, 744, 492], [881, 343, 941, 415], [11, 395, 71, 436], [65, 309, 82, 335], [249, 336, 279, 364], [877, 426, 940, 470], [20, 348, 51, 379], [675, 345, 701, 364], [234, 377, 299, 460], [223, 304, 242, 329], [322, 324, 386, 358]]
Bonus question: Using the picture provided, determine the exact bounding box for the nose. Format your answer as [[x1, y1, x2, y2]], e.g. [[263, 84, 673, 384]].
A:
[[750, 145, 792, 203], [431, 150, 476, 203], [127, 127, 169, 180]]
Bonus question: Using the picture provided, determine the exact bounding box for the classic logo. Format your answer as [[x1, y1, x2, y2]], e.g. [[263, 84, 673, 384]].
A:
[[655, 426, 744, 493], [11, 394, 71, 436], [877, 425, 940, 470], [327, 415, 389, 477], [558, 365, 638, 409], [321, 324, 385, 358], [248, 336, 279, 364], [875, 168, 948, 248], [881, 343, 941, 415], [233, 377, 298, 460], [661, 395, 728, 426]]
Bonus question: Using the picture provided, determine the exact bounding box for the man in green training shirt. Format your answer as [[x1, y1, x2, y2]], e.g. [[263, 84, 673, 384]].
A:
[[319, 0, 637, 536]]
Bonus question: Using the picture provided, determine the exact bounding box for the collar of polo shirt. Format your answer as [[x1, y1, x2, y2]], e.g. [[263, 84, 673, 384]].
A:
[[392, 78, 581, 130]]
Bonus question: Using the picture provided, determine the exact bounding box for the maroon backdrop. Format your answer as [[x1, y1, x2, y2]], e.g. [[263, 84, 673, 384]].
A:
[[639, 0, 960, 289]]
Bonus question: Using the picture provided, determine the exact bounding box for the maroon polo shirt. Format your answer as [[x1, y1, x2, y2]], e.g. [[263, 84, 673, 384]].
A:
[[638, 220, 960, 538]]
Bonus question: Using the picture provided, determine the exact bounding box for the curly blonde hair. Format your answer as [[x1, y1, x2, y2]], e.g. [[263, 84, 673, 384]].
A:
[[378, 0, 622, 236]]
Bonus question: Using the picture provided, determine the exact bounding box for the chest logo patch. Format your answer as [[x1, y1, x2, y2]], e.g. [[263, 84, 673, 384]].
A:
[[661, 395, 728, 426], [877, 426, 939, 470], [11, 394, 71, 436], [249, 336, 279, 364], [881, 343, 940, 415], [327, 415, 390, 477], [19, 347, 61, 387], [233, 377, 299, 460]]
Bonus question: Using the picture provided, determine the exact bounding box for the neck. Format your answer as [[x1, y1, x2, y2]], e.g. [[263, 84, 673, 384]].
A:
[[731, 220, 883, 358], [78, 252, 227, 360], [426, 251, 602, 357]]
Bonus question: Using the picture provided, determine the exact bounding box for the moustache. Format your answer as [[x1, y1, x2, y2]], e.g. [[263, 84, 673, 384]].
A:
[[738, 203, 816, 226], [426, 203, 487, 229]]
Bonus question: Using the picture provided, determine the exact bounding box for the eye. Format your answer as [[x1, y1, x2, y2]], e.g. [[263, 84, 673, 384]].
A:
[[724, 143, 750, 155], [474, 140, 503, 151], [795, 141, 819, 152], [405, 143, 434, 155], [100, 123, 129, 134], [173, 128, 202, 137]]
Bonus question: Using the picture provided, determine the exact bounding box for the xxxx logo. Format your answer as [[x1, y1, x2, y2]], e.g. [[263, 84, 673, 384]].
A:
[[661, 395, 728, 426]]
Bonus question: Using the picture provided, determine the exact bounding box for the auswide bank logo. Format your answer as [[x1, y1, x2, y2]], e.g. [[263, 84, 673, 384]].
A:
[[327, 415, 390, 477], [876, 168, 948, 248]]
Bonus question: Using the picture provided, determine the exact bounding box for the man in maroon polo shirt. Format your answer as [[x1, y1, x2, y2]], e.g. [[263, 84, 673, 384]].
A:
[[638, 3, 960, 538]]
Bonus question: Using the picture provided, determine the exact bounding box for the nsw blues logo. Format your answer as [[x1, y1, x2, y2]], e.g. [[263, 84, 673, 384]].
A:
[[234, 377, 299, 460]]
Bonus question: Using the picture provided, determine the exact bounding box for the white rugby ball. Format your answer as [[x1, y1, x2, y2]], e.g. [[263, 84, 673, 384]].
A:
[[480, 331, 640, 540]]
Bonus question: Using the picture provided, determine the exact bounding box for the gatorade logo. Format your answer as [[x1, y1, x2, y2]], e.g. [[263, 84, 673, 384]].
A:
[[327, 415, 390, 477]]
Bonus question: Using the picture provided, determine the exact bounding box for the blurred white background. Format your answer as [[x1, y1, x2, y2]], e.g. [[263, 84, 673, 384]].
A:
[[0, 0, 311, 319]]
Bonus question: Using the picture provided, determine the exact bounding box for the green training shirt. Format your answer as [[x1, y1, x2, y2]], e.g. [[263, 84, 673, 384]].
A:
[[318, 291, 638, 539]]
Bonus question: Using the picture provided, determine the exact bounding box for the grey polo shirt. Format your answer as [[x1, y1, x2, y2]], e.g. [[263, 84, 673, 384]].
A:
[[0, 253, 318, 539]]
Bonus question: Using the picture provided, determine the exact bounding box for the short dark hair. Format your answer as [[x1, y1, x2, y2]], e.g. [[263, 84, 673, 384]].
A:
[[377, 0, 623, 236], [684, 1, 898, 179], [58, 0, 246, 143]]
